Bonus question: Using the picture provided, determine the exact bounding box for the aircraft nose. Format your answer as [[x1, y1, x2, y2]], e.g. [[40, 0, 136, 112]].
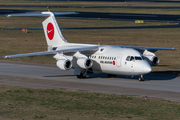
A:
[[143, 64, 152, 74]]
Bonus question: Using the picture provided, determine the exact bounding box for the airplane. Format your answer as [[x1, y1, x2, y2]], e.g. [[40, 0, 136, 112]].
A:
[[4, 11, 177, 81]]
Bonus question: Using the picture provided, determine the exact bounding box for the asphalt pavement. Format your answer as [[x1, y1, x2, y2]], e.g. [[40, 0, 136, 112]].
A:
[[0, 61, 179, 101], [1, 9, 180, 22]]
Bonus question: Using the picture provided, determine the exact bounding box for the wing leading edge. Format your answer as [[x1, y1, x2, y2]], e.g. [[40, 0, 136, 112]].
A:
[[4, 45, 99, 58], [119, 45, 177, 52], [6, 11, 78, 18]]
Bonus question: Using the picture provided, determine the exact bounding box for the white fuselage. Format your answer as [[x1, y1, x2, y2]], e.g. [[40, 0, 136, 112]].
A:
[[87, 45, 152, 76]]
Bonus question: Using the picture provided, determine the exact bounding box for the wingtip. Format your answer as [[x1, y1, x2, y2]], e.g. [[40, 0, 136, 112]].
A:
[[6, 14, 11, 18], [172, 48, 177, 50], [3, 56, 9, 58]]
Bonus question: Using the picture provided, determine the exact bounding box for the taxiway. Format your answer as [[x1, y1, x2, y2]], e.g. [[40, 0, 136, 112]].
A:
[[0, 61, 179, 101]]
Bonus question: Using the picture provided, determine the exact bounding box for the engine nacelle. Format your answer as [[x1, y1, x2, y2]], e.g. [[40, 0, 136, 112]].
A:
[[77, 58, 93, 69], [143, 50, 160, 66], [56, 59, 72, 70], [145, 55, 160, 66]]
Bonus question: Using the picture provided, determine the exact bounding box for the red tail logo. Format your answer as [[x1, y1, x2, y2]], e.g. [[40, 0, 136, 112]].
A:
[[47, 23, 54, 40]]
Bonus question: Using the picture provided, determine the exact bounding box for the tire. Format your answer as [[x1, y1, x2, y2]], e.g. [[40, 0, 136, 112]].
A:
[[107, 74, 113, 77], [139, 77, 145, 81], [77, 73, 86, 79], [77, 75, 82, 78], [113, 75, 117, 77]]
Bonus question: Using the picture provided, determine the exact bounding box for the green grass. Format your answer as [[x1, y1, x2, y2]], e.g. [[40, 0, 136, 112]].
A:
[[1, 0, 180, 7], [1, 16, 173, 29], [0, 86, 180, 120]]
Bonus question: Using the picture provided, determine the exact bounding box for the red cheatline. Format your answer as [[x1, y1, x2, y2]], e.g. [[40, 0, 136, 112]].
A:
[[113, 61, 115, 65]]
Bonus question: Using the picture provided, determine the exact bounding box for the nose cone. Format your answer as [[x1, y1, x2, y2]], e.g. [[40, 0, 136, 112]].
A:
[[143, 64, 152, 74]]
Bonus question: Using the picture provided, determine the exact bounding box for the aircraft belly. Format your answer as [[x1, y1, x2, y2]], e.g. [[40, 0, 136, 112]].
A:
[[97, 61, 117, 73], [100, 63, 124, 75], [91, 60, 102, 73]]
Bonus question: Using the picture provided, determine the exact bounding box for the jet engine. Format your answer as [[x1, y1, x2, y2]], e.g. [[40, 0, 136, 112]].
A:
[[77, 58, 93, 69], [143, 50, 160, 66], [144, 55, 160, 66], [54, 53, 72, 70], [56, 59, 72, 70], [74, 52, 93, 69]]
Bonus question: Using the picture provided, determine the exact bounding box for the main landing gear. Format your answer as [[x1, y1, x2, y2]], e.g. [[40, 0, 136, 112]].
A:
[[139, 75, 145, 81], [76, 69, 87, 79], [107, 74, 117, 78]]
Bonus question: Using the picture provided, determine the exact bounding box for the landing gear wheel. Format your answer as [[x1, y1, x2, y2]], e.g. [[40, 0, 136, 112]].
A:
[[107, 74, 113, 77], [77, 74, 82, 78], [113, 75, 117, 77], [76, 69, 87, 79], [139, 75, 145, 81], [107, 74, 117, 78]]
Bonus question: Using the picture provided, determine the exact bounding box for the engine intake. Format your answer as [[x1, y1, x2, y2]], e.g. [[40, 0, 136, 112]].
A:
[[56, 59, 72, 70], [143, 50, 160, 66], [77, 58, 93, 69], [145, 55, 160, 66]]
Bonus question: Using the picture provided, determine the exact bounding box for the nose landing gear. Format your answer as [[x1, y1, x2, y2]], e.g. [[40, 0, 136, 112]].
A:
[[139, 75, 145, 81]]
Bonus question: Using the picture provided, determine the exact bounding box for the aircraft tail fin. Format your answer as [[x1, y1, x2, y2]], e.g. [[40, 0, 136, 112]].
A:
[[41, 12, 67, 50], [7, 11, 78, 51]]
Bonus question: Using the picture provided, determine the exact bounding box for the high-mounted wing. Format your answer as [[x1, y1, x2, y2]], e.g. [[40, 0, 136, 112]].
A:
[[4, 45, 99, 58], [119, 45, 177, 52]]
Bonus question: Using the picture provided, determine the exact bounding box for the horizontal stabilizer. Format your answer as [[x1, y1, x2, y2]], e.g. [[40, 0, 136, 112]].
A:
[[6, 11, 78, 18]]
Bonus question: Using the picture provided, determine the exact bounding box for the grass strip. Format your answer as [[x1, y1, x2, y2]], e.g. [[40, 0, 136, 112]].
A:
[[0, 86, 180, 120], [1, 1, 180, 7]]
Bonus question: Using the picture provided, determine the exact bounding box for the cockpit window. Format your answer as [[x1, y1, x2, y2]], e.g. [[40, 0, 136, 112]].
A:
[[126, 56, 135, 61], [130, 56, 134, 61], [135, 56, 142, 60], [126, 56, 131, 61], [126, 56, 144, 61]]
